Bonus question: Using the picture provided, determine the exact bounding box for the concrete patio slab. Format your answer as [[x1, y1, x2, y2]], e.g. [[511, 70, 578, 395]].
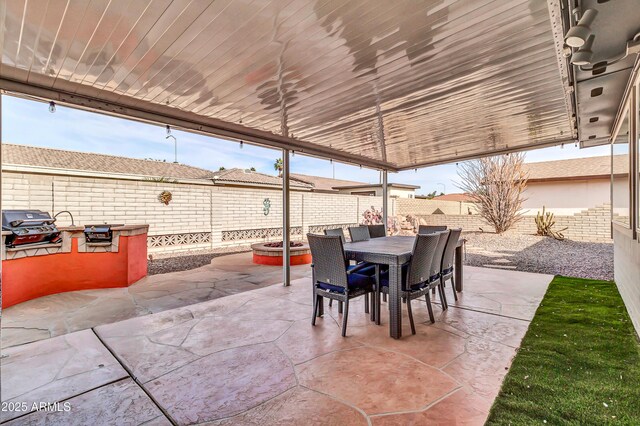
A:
[[1, 252, 311, 348], [4, 379, 170, 426], [0, 330, 128, 423], [2, 266, 553, 425]]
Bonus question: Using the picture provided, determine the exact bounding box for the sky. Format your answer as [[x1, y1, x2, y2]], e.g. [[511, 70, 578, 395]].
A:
[[2, 95, 611, 195]]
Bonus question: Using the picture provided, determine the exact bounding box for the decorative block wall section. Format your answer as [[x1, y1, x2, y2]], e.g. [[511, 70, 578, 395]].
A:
[[222, 227, 303, 242]]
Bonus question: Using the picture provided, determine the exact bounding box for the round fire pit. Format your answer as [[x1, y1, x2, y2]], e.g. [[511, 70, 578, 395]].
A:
[[251, 241, 311, 266]]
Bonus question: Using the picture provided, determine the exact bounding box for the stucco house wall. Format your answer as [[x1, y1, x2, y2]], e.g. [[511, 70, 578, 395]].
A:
[[522, 177, 627, 216]]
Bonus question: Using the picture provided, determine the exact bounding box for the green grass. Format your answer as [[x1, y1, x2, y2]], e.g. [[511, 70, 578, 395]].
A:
[[486, 276, 640, 425]]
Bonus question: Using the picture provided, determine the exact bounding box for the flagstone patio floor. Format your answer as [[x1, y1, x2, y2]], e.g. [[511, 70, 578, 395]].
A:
[[1, 266, 552, 425]]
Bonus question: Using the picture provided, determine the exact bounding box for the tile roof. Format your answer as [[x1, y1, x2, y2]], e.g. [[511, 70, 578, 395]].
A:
[[523, 155, 628, 181], [432, 193, 474, 202], [290, 173, 367, 192], [213, 168, 312, 189], [2, 143, 216, 180], [1, 144, 312, 188]]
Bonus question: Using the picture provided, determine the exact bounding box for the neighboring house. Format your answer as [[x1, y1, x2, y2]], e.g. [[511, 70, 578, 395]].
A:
[[291, 173, 420, 198], [431, 193, 474, 202], [0, 144, 311, 190], [521, 155, 628, 215]]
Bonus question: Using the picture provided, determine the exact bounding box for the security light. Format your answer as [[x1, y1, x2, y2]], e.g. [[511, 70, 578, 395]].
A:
[[571, 34, 595, 65], [565, 9, 597, 47]]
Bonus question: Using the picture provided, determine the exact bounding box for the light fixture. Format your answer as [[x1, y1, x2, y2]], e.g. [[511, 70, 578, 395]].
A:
[[48, 101, 56, 113], [562, 44, 572, 58], [571, 34, 595, 66], [166, 125, 171, 136], [565, 8, 597, 48], [240, 141, 244, 149]]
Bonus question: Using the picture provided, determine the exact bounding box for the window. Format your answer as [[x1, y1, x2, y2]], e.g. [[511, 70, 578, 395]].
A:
[[612, 109, 630, 227]]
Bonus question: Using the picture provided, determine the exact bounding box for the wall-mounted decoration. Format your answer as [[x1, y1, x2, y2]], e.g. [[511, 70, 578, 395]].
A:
[[158, 190, 173, 205], [263, 198, 271, 216]]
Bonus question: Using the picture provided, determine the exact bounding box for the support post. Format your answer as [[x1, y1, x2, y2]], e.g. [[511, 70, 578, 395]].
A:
[[282, 149, 291, 286], [1, 93, 3, 308], [382, 170, 388, 233]]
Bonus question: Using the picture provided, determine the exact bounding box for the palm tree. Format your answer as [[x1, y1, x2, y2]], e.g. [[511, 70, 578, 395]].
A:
[[274, 158, 283, 177]]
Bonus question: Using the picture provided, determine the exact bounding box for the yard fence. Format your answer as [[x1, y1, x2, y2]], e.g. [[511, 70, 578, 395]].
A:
[[2, 171, 611, 255]]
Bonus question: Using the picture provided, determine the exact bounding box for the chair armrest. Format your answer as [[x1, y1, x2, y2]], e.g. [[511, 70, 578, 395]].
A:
[[347, 262, 369, 275]]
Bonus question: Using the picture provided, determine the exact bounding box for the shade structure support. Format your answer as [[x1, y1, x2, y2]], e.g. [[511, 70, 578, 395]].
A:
[[282, 148, 291, 287], [382, 170, 388, 233]]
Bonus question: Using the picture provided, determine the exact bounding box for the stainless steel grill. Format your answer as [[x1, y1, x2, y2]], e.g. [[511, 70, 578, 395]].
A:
[[2, 210, 61, 248]]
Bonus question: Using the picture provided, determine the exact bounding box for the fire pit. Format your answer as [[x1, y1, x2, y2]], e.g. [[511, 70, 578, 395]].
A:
[[251, 241, 311, 266]]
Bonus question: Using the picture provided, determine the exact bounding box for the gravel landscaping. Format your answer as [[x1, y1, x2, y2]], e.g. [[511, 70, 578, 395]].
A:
[[462, 231, 614, 281], [147, 232, 614, 280], [147, 247, 250, 275]]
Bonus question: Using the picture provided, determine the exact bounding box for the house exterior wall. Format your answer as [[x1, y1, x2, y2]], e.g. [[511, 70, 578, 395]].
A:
[[523, 177, 627, 216], [613, 226, 640, 335], [1, 170, 394, 254]]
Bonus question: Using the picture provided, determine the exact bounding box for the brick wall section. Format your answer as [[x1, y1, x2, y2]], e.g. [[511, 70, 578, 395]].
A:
[[410, 204, 612, 243], [2, 171, 397, 253]]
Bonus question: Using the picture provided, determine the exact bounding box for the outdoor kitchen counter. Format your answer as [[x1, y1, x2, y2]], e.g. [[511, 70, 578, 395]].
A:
[[1, 225, 149, 308]]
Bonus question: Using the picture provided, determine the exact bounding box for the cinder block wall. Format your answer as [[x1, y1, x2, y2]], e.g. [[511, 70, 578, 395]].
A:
[[404, 204, 612, 243], [2, 171, 395, 253]]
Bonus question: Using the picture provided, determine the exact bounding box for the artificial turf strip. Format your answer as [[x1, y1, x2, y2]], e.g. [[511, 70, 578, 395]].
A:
[[486, 276, 640, 425]]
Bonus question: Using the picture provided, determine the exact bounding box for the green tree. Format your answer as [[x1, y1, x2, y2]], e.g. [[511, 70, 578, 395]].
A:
[[274, 158, 283, 177]]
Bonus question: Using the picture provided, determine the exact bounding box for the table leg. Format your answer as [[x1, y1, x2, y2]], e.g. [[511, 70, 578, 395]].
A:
[[455, 243, 464, 292], [389, 263, 402, 339]]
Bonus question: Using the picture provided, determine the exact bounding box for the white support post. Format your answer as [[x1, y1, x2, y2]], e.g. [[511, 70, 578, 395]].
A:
[[382, 170, 388, 232], [282, 149, 291, 286]]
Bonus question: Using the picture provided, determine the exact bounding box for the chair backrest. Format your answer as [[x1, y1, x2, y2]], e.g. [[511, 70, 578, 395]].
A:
[[429, 230, 450, 278], [406, 233, 441, 287], [307, 234, 349, 289], [418, 225, 448, 234], [367, 224, 386, 238], [324, 227, 346, 243], [349, 226, 371, 242], [441, 228, 462, 272]]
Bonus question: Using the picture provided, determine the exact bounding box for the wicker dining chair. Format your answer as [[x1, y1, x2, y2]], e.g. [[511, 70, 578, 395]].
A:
[[367, 224, 386, 238], [418, 225, 448, 234], [440, 228, 462, 304], [348, 226, 371, 242], [324, 228, 376, 311], [429, 230, 451, 311], [376, 233, 440, 335], [324, 227, 346, 243], [308, 234, 378, 336]]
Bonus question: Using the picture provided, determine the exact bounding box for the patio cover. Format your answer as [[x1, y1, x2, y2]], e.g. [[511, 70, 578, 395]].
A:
[[0, 0, 612, 170]]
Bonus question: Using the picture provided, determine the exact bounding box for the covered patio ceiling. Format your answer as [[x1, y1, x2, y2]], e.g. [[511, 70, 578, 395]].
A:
[[0, 0, 636, 170]]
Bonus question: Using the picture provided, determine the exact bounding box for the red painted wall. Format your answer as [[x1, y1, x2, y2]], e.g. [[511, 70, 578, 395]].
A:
[[2, 234, 148, 308]]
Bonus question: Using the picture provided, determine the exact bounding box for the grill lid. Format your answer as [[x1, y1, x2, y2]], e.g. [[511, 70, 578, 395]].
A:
[[2, 210, 56, 229]]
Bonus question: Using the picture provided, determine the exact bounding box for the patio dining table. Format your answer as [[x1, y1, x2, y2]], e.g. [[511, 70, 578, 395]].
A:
[[343, 235, 465, 339]]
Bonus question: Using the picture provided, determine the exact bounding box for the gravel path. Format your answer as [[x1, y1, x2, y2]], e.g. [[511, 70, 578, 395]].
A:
[[462, 231, 613, 281], [147, 247, 250, 275]]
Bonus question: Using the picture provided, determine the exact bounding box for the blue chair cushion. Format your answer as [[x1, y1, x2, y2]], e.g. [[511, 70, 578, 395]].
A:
[[318, 272, 373, 293], [348, 262, 376, 276]]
